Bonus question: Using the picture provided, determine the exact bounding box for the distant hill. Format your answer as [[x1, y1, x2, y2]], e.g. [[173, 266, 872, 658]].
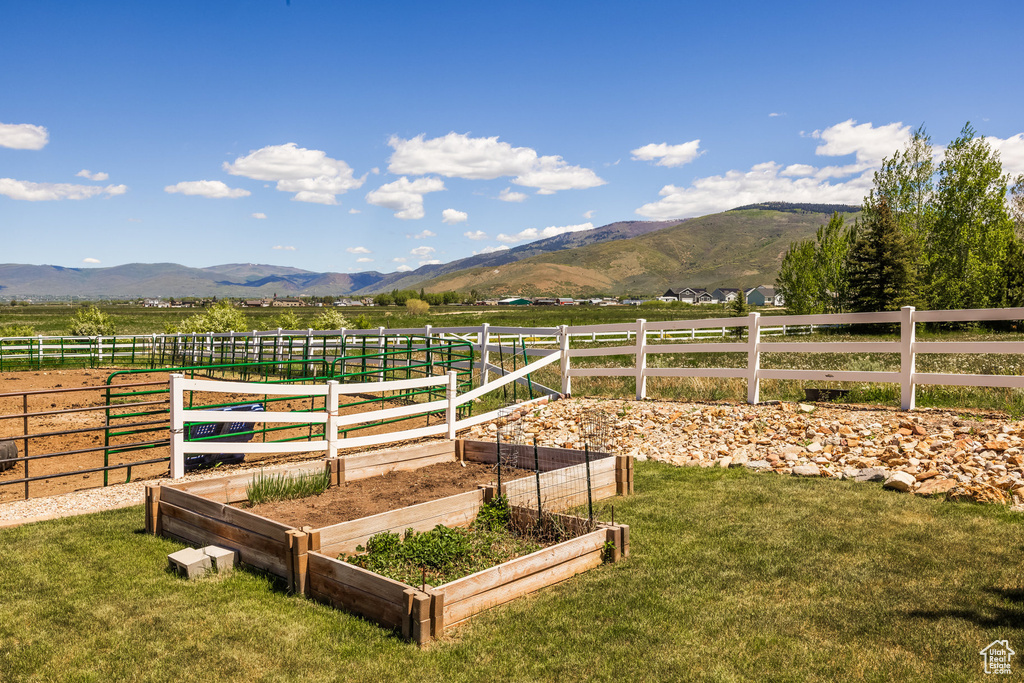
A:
[[0, 205, 861, 299], [0, 220, 676, 298], [412, 206, 862, 297]]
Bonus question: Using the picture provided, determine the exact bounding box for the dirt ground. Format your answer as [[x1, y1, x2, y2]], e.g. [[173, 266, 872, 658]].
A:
[[0, 368, 450, 503], [242, 461, 532, 528]]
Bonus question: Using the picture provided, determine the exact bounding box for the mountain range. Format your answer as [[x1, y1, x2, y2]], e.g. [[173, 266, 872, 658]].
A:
[[0, 204, 859, 299]]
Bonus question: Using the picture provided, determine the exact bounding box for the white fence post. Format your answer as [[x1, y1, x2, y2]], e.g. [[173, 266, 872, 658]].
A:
[[901, 306, 916, 411], [479, 323, 491, 386], [446, 370, 458, 440], [377, 326, 386, 381], [169, 373, 185, 479], [635, 319, 648, 400], [559, 324, 571, 396], [747, 312, 761, 404], [326, 380, 340, 458]]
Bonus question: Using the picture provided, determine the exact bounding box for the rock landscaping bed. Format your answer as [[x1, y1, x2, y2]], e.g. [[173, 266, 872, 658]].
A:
[[468, 397, 1024, 507]]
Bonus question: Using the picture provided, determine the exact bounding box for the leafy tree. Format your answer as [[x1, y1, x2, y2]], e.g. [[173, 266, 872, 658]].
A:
[[350, 314, 374, 329], [846, 200, 917, 312], [174, 301, 248, 334], [310, 308, 350, 331], [374, 292, 395, 306], [0, 324, 36, 339], [864, 125, 935, 259], [273, 310, 302, 330], [926, 123, 1014, 310], [1010, 174, 1024, 240], [814, 212, 854, 314], [67, 305, 117, 336], [405, 299, 430, 315], [775, 239, 819, 315]]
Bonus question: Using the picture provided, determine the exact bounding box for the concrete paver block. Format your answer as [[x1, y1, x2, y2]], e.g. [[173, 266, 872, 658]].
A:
[[202, 545, 237, 575], [168, 547, 212, 579]]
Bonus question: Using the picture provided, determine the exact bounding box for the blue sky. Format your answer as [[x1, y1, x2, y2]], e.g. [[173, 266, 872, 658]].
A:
[[2, 0, 1022, 275]]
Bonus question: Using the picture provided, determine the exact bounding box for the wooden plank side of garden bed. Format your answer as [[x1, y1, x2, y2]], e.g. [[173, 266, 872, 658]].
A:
[[441, 540, 606, 627], [168, 460, 330, 504], [307, 577, 408, 632], [160, 509, 289, 577], [340, 441, 456, 483], [315, 488, 485, 554], [307, 552, 411, 605], [440, 528, 607, 605], [461, 440, 612, 471], [159, 485, 292, 543]]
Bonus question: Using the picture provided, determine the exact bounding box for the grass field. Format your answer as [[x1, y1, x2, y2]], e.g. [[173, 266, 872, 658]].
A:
[[2, 462, 1023, 682]]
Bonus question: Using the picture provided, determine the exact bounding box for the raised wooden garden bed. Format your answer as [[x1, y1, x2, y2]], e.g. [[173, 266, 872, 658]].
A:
[[145, 438, 633, 644]]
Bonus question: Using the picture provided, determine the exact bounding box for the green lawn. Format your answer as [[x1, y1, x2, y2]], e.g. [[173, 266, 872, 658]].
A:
[[3, 463, 1023, 682]]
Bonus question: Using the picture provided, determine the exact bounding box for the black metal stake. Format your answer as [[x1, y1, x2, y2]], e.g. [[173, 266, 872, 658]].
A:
[[584, 443, 593, 526], [496, 429, 502, 498], [533, 438, 542, 521]]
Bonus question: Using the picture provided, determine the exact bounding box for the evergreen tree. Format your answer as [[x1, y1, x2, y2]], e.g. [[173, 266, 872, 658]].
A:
[[846, 200, 917, 312], [926, 123, 1014, 310]]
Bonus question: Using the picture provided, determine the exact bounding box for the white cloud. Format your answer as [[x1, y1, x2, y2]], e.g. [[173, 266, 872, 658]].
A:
[[769, 112, 785, 118], [0, 122, 48, 150], [365, 176, 445, 219], [631, 140, 702, 168], [348, 208, 361, 214], [812, 119, 911, 164], [392, 257, 407, 263], [583, 210, 595, 219], [356, 257, 373, 263], [346, 246, 371, 254], [224, 142, 365, 205], [496, 222, 595, 244], [633, 120, 921, 220], [272, 245, 296, 251], [419, 259, 442, 266], [387, 132, 604, 194], [76, 169, 109, 181], [82, 257, 100, 264], [395, 264, 413, 272], [251, 212, 267, 219], [410, 245, 435, 257], [474, 245, 510, 255], [0, 179, 127, 201], [410, 229, 436, 239], [464, 230, 488, 240], [989, 133, 1024, 176], [164, 180, 250, 199], [442, 208, 468, 224], [635, 161, 874, 219], [498, 187, 527, 203]]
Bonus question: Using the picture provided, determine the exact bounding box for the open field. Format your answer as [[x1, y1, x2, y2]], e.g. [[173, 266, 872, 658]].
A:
[[2, 462, 1022, 682]]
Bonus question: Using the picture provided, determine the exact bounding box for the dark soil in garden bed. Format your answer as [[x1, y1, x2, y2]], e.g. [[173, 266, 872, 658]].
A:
[[240, 461, 533, 528]]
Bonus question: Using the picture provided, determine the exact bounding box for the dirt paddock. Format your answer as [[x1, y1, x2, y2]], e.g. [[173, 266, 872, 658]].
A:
[[0, 368, 448, 503]]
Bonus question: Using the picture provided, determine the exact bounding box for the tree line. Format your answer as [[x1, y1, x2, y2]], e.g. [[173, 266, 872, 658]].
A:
[[776, 123, 1024, 314]]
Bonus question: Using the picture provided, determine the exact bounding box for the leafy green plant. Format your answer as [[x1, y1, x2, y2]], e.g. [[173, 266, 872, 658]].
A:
[[310, 308, 349, 331], [405, 299, 429, 315], [473, 494, 511, 532], [174, 301, 249, 334], [67, 305, 117, 336], [245, 467, 331, 505]]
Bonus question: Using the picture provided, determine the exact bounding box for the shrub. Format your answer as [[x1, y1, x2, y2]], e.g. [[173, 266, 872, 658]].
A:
[[310, 308, 350, 331], [0, 324, 36, 338], [405, 299, 429, 315], [67, 306, 117, 336], [174, 301, 249, 334], [273, 310, 302, 330]]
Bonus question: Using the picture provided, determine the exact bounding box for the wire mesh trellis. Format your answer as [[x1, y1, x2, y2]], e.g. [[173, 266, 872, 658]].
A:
[[493, 404, 615, 534]]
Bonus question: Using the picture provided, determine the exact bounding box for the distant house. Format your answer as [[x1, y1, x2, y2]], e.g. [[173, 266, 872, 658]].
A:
[[712, 288, 741, 303], [746, 286, 784, 307], [534, 298, 557, 306], [244, 299, 271, 307], [663, 287, 702, 303], [272, 298, 303, 307], [143, 298, 170, 308], [556, 298, 575, 306], [498, 297, 531, 306], [694, 290, 714, 305]]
